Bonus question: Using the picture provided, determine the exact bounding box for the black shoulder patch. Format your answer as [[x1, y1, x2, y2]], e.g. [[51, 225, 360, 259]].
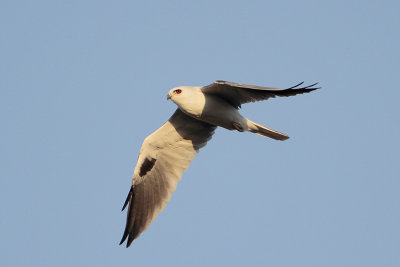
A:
[[139, 157, 156, 177]]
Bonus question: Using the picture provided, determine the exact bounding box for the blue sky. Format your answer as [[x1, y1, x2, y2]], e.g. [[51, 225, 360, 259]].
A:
[[1, 0, 399, 266]]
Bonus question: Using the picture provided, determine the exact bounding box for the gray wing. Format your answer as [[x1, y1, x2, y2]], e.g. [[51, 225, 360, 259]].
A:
[[120, 109, 216, 247], [201, 80, 320, 109]]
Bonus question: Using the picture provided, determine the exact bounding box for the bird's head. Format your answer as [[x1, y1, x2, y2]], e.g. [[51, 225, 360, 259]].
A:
[[167, 87, 183, 101], [167, 86, 205, 115], [167, 86, 202, 103]]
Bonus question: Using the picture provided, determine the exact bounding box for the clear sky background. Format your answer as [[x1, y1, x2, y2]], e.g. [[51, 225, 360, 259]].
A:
[[1, 0, 399, 266]]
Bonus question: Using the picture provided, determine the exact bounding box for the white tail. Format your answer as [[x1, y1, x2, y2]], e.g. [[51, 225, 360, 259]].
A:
[[246, 119, 289, 141]]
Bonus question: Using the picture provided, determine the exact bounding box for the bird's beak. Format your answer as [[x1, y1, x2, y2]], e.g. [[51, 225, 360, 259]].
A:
[[167, 93, 171, 100]]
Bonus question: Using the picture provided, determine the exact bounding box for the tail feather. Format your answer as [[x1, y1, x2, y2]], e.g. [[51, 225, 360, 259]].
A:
[[246, 119, 289, 141]]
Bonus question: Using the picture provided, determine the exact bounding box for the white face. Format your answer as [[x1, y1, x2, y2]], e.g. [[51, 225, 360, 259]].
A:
[[167, 87, 184, 100], [167, 86, 199, 103], [167, 86, 205, 116]]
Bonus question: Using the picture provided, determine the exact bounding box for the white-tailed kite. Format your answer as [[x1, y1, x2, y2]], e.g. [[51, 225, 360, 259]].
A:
[[120, 80, 320, 247]]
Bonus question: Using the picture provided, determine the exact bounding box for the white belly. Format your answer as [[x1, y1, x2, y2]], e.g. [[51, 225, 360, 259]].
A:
[[198, 95, 246, 130]]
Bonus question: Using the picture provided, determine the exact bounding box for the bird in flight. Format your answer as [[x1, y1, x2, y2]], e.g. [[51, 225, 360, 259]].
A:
[[120, 80, 320, 247]]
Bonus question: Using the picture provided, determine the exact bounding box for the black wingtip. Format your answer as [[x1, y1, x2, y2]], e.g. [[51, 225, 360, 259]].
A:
[[126, 233, 136, 247], [120, 186, 136, 247], [288, 81, 321, 91], [121, 186, 134, 211], [119, 227, 133, 247], [288, 81, 304, 89], [304, 82, 320, 90], [119, 231, 136, 248], [119, 238, 133, 248]]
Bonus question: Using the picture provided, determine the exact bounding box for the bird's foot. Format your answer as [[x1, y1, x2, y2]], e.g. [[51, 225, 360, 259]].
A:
[[232, 122, 244, 132]]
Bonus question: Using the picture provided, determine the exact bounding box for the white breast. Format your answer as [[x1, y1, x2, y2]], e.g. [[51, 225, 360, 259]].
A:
[[174, 90, 206, 118]]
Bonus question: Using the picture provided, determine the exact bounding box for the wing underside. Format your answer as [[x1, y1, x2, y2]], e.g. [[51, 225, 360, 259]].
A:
[[120, 109, 216, 247]]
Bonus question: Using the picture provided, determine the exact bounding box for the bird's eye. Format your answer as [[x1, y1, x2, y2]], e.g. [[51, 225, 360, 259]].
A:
[[174, 89, 182, 94]]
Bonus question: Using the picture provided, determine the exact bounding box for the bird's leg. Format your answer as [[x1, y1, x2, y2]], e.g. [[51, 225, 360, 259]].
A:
[[232, 122, 244, 132]]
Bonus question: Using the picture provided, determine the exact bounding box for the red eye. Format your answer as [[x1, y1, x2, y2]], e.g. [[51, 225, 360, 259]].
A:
[[174, 89, 182, 94]]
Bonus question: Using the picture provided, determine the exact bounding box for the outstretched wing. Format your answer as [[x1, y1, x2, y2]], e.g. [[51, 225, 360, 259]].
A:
[[202, 80, 320, 109], [120, 109, 216, 247]]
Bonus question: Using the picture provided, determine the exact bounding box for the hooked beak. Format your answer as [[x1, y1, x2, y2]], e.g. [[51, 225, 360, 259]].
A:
[[167, 93, 171, 100]]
